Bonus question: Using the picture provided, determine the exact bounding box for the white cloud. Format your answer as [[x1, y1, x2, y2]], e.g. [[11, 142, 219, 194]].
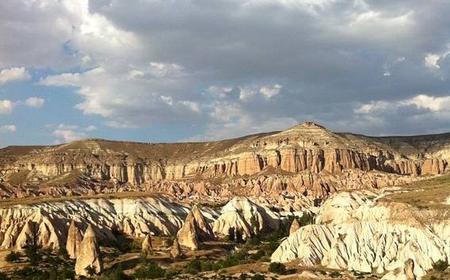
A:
[[260, 84, 282, 99], [51, 124, 94, 143], [0, 67, 30, 85], [85, 125, 97, 132], [356, 94, 450, 114], [4, 0, 450, 139], [424, 53, 441, 69], [0, 100, 14, 114], [0, 124, 16, 133], [24, 97, 45, 108], [404, 94, 450, 112]]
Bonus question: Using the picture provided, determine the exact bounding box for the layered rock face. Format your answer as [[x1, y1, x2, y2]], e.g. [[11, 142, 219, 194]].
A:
[[271, 191, 450, 279], [0, 122, 448, 201]]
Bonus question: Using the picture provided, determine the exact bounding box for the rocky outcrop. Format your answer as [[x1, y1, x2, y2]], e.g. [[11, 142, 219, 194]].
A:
[[75, 225, 102, 276], [191, 205, 214, 241], [66, 220, 82, 259], [141, 234, 153, 254], [271, 191, 450, 279], [0, 195, 301, 252], [170, 238, 183, 259], [382, 259, 416, 280], [0, 197, 195, 252], [15, 220, 35, 250], [213, 197, 281, 240], [176, 213, 199, 250], [289, 219, 300, 236], [176, 205, 215, 250]]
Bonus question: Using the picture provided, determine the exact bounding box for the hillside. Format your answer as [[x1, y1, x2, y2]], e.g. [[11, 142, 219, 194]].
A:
[[0, 122, 448, 201]]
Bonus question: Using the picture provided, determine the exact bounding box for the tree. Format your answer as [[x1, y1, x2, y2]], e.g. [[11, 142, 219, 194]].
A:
[[268, 262, 286, 274], [5, 251, 20, 263], [228, 227, 235, 241]]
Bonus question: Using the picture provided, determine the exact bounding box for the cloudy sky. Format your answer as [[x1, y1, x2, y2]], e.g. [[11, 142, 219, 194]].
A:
[[1, 0, 450, 146]]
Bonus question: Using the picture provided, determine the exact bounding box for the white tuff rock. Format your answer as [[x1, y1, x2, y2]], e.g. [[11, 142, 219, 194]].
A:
[[75, 225, 103, 276], [66, 220, 82, 259], [271, 191, 450, 279]]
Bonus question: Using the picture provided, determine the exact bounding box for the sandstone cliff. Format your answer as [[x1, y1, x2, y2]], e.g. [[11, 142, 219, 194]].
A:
[[1, 122, 448, 201]]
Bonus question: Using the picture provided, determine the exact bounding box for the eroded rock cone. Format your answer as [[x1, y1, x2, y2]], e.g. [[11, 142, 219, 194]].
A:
[[289, 219, 300, 236], [191, 205, 214, 240], [176, 212, 199, 250], [15, 220, 35, 250], [75, 225, 103, 276], [405, 259, 416, 280], [66, 220, 82, 259], [170, 238, 183, 259], [381, 259, 416, 280], [141, 234, 153, 254]]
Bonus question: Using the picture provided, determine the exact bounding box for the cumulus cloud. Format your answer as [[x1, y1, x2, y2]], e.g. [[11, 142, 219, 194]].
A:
[[354, 94, 450, 135], [0, 124, 16, 133], [0, 100, 14, 114], [0, 67, 30, 85], [3, 0, 450, 140], [51, 124, 96, 143], [24, 97, 45, 108]]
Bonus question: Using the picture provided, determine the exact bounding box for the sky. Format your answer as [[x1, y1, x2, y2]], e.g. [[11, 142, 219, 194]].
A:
[[1, 0, 450, 147]]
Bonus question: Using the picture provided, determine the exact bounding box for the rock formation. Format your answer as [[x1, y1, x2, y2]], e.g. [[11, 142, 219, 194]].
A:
[[271, 191, 450, 279], [177, 215, 199, 250], [141, 234, 153, 254], [170, 238, 183, 259], [75, 224, 102, 276], [176, 205, 214, 250], [0, 122, 448, 201], [382, 259, 416, 280], [289, 219, 300, 236], [66, 220, 82, 259], [213, 197, 281, 240], [15, 220, 35, 250], [0, 196, 303, 253]]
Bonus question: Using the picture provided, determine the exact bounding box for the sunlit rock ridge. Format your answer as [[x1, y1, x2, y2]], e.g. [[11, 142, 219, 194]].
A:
[[0, 121, 449, 201]]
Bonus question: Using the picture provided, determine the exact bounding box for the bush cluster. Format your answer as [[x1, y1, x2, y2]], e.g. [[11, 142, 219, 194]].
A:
[[268, 262, 286, 274], [133, 261, 166, 279]]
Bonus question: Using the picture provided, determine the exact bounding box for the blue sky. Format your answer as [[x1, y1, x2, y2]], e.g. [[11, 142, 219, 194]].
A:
[[1, 0, 450, 147]]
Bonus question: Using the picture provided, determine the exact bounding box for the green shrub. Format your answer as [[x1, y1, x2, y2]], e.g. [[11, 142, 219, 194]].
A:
[[164, 269, 179, 279], [185, 259, 202, 274], [0, 272, 9, 280], [134, 261, 166, 279], [100, 265, 131, 280], [251, 274, 265, 280], [24, 246, 42, 266], [57, 247, 69, 259], [299, 212, 315, 226], [268, 262, 286, 274], [5, 251, 20, 263], [432, 259, 448, 272]]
